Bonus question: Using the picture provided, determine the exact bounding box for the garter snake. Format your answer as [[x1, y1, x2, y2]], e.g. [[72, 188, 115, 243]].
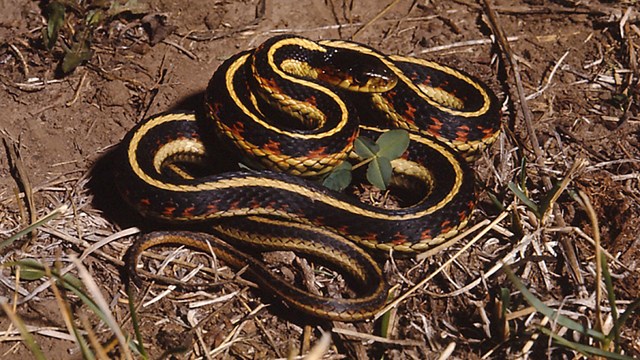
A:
[[117, 35, 500, 322]]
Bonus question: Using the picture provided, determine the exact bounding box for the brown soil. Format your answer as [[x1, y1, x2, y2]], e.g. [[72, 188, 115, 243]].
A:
[[1, 0, 639, 359]]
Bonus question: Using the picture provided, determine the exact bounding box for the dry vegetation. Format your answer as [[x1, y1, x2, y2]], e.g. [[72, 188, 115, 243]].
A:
[[1, 0, 639, 359]]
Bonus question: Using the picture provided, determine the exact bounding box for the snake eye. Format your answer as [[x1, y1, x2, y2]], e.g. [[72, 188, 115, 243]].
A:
[[323, 49, 397, 92], [353, 72, 370, 86], [355, 66, 397, 92]]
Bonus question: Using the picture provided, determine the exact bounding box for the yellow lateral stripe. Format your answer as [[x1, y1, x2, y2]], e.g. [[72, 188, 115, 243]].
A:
[[389, 54, 491, 117], [222, 42, 348, 139], [320, 40, 491, 118], [129, 116, 464, 222], [153, 139, 206, 173]]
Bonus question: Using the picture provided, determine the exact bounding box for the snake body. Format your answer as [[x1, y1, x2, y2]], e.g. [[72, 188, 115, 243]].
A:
[[117, 35, 501, 321]]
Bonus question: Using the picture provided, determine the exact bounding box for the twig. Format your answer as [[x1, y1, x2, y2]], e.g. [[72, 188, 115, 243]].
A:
[[351, 0, 403, 40], [375, 211, 509, 319], [2, 137, 36, 232], [331, 327, 422, 346], [525, 50, 570, 101], [8, 44, 28, 77], [482, 0, 542, 163], [415, 36, 519, 55], [65, 71, 88, 107], [162, 39, 198, 60], [481, 0, 586, 291], [12, 78, 65, 92]]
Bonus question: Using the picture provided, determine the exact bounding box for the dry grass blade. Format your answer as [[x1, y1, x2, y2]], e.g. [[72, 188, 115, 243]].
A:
[[71, 256, 135, 360], [351, 0, 402, 40], [2, 136, 36, 228], [501, 264, 605, 340], [0, 301, 46, 360], [332, 327, 422, 346], [539, 158, 588, 224], [0, 205, 68, 251], [575, 190, 604, 333], [429, 231, 532, 298], [302, 331, 331, 360], [376, 211, 509, 319], [79, 313, 110, 360], [44, 264, 93, 358], [415, 36, 519, 54], [14, 224, 130, 306]]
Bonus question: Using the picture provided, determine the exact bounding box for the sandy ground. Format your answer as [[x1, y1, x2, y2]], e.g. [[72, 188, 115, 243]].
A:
[[1, 0, 639, 358]]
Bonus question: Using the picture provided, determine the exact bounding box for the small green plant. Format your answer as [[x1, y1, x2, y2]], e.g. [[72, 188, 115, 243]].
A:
[[42, 0, 148, 74], [508, 159, 586, 222], [503, 264, 639, 359], [503, 178, 639, 358], [322, 129, 409, 192], [1, 205, 141, 358], [4, 259, 142, 358]]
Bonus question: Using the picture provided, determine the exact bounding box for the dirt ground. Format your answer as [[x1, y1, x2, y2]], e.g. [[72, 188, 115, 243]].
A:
[[1, 0, 639, 359]]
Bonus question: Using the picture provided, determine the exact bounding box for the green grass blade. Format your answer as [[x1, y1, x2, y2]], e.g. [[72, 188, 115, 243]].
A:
[[0, 302, 47, 360], [127, 284, 148, 359], [538, 327, 635, 360], [0, 205, 67, 251], [8, 260, 111, 330], [503, 264, 605, 340], [507, 182, 540, 217], [44, 1, 65, 50], [601, 253, 620, 351], [613, 298, 640, 338]]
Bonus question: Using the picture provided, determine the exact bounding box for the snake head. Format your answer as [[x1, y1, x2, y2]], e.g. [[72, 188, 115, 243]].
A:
[[318, 49, 398, 93]]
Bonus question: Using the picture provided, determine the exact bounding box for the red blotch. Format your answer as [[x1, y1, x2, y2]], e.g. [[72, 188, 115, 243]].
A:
[[260, 76, 283, 93], [162, 206, 176, 217], [263, 139, 282, 155], [428, 116, 443, 136], [391, 232, 408, 245], [229, 121, 245, 137], [208, 101, 223, 118], [361, 232, 378, 242], [266, 201, 279, 210], [305, 95, 318, 106], [455, 125, 471, 142], [228, 201, 241, 211], [481, 126, 497, 139], [313, 216, 326, 227], [306, 146, 328, 158], [182, 206, 196, 217], [404, 102, 417, 122]]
